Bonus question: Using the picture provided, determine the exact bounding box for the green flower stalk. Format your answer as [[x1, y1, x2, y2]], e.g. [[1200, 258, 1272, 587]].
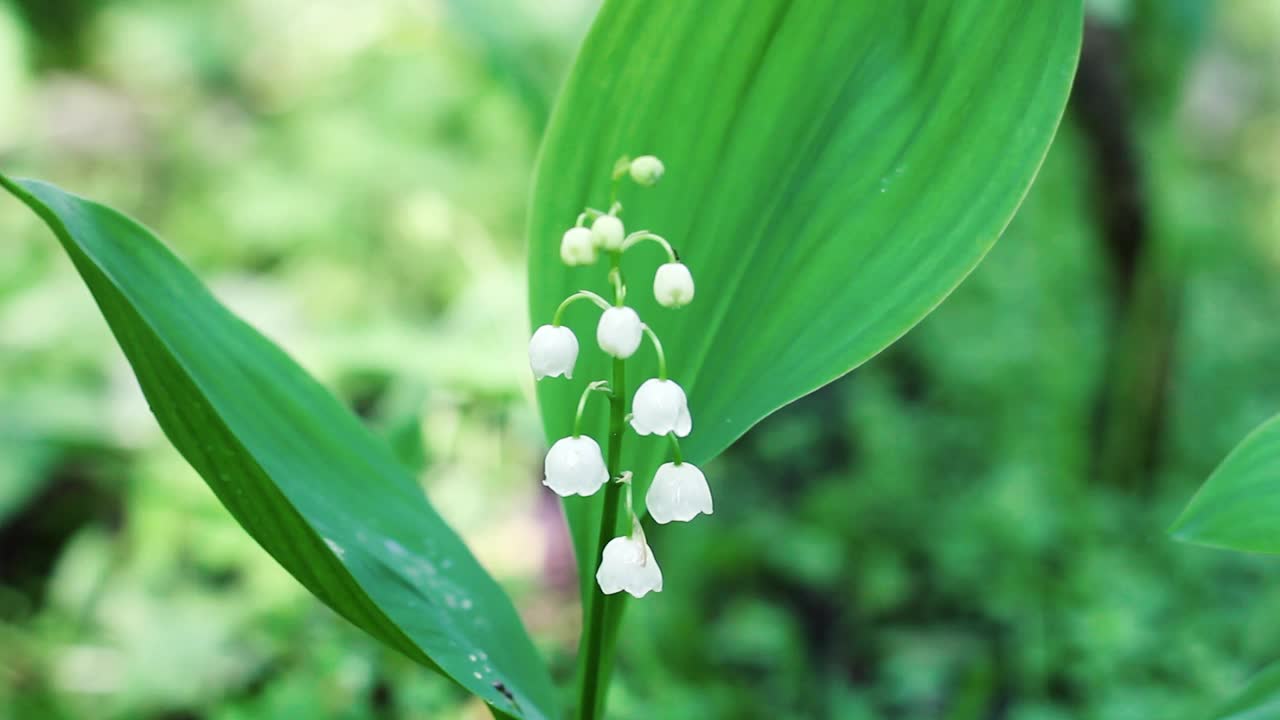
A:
[[526, 154, 715, 720]]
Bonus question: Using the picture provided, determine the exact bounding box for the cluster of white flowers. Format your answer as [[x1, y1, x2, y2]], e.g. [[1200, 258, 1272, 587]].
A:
[[528, 154, 711, 599]]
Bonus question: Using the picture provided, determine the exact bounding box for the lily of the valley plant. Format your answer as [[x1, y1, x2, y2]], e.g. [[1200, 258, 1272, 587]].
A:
[[528, 154, 712, 713]]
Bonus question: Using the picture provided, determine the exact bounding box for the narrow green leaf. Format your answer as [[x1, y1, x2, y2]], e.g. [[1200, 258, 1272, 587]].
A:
[[1172, 414, 1280, 554], [1, 175, 558, 720], [528, 1, 1083, 598], [1207, 661, 1280, 720]]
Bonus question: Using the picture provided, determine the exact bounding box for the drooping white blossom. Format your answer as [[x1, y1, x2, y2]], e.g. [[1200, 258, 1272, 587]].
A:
[[591, 214, 625, 251], [560, 227, 597, 266], [596, 306, 643, 358], [543, 436, 609, 497], [628, 155, 665, 186], [653, 262, 695, 307], [630, 378, 691, 436], [646, 462, 713, 524], [528, 324, 578, 380], [595, 533, 663, 597]]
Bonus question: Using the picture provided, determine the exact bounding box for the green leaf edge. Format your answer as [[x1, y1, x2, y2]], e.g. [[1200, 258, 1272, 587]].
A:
[[0, 173, 558, 720], [1170, 412, 1280, 555], [532, 2, 1086, 471], [1206, 659, 1280, 720], [702, 6, 1084, 463], [529, 2, 1085, 605]]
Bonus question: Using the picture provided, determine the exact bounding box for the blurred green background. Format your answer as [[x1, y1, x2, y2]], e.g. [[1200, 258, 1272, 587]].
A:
[[2, 1, 1280, 718]]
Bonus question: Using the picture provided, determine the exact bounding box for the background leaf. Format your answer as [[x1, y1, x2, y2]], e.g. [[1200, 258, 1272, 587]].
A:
[[1207, 660, 1280, 720], [0, 175, 559, 720], [528, 1, 1083, 599], [1172, 413, 1280, 554]]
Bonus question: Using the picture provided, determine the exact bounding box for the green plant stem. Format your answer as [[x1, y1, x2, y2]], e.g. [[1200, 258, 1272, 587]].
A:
[[641, 324, 667, 380], [668, 432, 683, 465], [577, 354, 626, 720], [553, 290, 611, 326], [573, 381, 611, 437], [619, 231, 677, 262]]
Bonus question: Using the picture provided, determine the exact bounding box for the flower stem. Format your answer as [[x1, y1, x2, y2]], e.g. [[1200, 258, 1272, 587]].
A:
[[554, 290, 611, 326], [578, 207, 608, 226], [610, 158, 629, 204], [668, 432, 683, 465], [572, 381, 612, 437], [576, 354, 626, 720], [620, 231, 677, 262], [608, 262, 625, 306], [641, 324, 667, 380], [576, 247, 629, 720]]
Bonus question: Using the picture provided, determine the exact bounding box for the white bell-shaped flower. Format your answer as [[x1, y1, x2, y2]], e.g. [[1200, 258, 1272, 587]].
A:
[[630, 378, 691, 436], [596, 533, 663, 598], [543, 436, 608, 497], [591, 214, 625, 251], [596, 306, 642, 358], [646, 462, 713, 523], [560, 227, 597, 266], [653, 262, 695, 307], [629, 155, 665, 186], [528, 325, 578, 380]]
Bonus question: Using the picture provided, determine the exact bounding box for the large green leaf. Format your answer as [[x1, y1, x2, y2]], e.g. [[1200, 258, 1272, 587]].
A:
[[528, 2, 1083, 597], [1172, 414, 1280, 554], [1207, 661, 1280, 720], [1, 176, 558, 720]]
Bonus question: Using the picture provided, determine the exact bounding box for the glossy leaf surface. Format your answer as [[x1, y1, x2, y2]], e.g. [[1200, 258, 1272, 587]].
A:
[[527, 1, 1083, 596]]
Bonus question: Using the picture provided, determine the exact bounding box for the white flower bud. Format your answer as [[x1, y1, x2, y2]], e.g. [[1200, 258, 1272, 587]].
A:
[[596, 534, 662, 597], [543, 436, 608, 497], [596, 306, 642, 358], [646, 462, 713, 524], [628, 155, 665, 186], [630, 378, 691, 437], [653, 262, 694, 307], [560, 227, 597, 266], [528, 324, 578, 380], [591, 214, 625, 251]]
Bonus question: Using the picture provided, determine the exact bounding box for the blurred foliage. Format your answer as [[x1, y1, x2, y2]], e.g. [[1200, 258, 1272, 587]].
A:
[[3, 0, 1280, 719]]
